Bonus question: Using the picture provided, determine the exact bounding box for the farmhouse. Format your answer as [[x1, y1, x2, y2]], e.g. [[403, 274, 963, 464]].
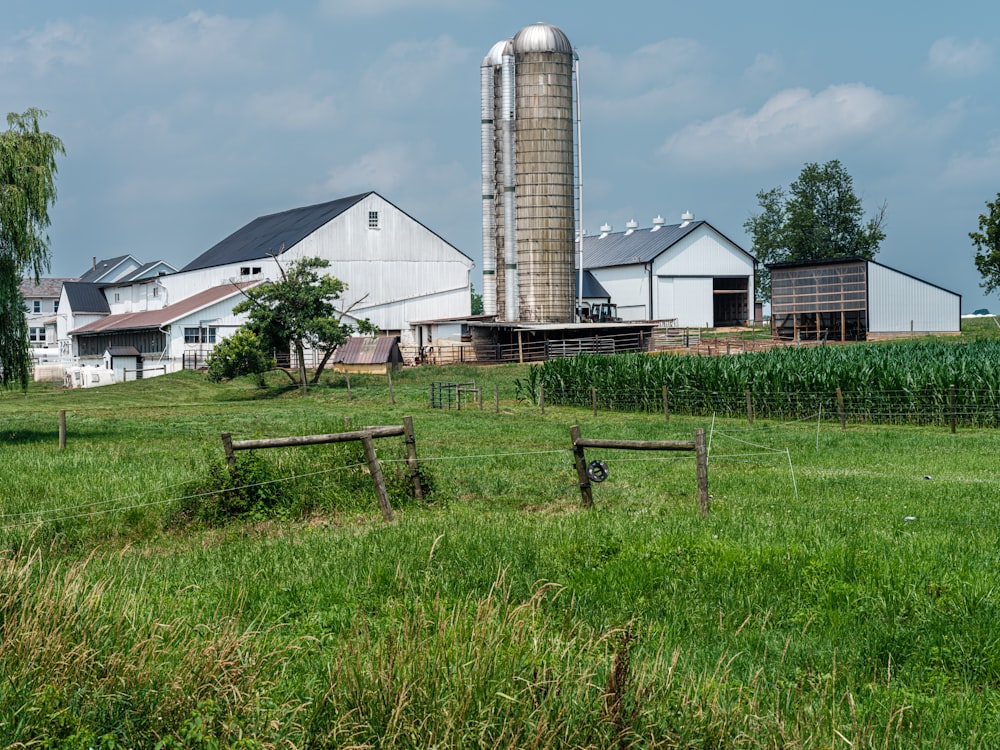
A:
[[768, 257, 961, 341], [579, 215, 757, 327]]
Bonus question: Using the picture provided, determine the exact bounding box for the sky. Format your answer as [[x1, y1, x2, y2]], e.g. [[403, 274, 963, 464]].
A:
[[3, 0, 999, 313]]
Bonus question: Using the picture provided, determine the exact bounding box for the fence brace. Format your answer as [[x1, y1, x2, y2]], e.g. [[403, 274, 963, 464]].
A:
[[569, 425, 709, 516], [221, 419, 423, 523]]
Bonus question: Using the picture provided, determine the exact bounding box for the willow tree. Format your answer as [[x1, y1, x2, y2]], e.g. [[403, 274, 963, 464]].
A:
[[0, 109, 64, 390]]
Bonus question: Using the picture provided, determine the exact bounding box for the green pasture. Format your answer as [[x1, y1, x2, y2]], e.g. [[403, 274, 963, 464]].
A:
[[2, 342, 1000, 747]]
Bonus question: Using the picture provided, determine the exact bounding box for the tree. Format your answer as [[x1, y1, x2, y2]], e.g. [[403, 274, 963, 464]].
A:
[[971, 192, 1000, 295], [0, 109, 64, 390], [470, 283, 483, 315], [232, 256, 374, 392], [744, 159, 886, 300]]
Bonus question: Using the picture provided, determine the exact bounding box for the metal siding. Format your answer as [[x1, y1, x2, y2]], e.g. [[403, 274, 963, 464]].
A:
[[868, 263, 960, 333], [589, 264, 650, 319], [653, 230, 753, 277], [672, 277, 714, 328]]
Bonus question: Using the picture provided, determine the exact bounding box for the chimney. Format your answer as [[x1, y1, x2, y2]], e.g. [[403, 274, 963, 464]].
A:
[[92, 256, 97, 270]]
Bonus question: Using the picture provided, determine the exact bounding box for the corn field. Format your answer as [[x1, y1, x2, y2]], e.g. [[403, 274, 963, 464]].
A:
[[515, 340, 1000, 426]]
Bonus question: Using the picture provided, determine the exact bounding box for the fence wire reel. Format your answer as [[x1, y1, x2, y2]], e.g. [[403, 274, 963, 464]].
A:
[[586, 459, 609, 483]]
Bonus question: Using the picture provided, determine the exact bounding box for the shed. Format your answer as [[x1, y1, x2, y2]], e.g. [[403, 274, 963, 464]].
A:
[[331, 336, 403, 374], [767, 258, 961, 341]]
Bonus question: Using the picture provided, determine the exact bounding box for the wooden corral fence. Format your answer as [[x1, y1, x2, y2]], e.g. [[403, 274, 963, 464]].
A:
[[569, 425, 709, 516], [220, 416, 423, 523]]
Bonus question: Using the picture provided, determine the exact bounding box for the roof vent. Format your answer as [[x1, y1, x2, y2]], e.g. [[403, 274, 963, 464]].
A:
[[680, 210, 694, 227], [625, 219, 638, 235], [599, 223, 612, 238], [651, 215, 665, 231]]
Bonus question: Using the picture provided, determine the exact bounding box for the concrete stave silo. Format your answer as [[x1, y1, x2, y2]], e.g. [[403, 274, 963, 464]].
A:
[[481, 22, 577, 323]]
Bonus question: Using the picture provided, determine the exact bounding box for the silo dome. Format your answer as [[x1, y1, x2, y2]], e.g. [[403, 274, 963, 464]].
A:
[[512, 22, 572, 55], [482, 38, 511, 67]]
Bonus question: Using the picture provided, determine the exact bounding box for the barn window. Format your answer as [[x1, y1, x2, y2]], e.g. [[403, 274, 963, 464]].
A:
[[184, 326, 217, 344], [152, 287, 159, 297], [368, 211, 380, 229]]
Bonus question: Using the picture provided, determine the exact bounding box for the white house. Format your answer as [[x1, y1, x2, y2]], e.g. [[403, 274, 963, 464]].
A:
[[59, 192, 473, 374], [580, 216, 757, 327]]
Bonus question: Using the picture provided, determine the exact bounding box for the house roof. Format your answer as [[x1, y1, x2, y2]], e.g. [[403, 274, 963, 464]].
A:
[[579, 220, 755, 269], [62, 282, 111, 314], [20, 277, 77, 298], [180, 192, 372, 273], [115, 260, 177, 283], [71, 282, 255, 335], [332, 336, 402, 365], [78, 255, 138, 283]]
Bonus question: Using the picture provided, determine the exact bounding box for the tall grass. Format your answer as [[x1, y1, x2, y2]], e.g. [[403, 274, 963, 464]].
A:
[[3, 366, 1000, 744]]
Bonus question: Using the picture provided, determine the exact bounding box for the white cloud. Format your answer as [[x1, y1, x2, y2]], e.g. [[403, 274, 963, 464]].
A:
[[2, 20, 90, 75], [318, 0, 492, 17], [927, 37, 993, 78], [744, 52, 783, 81], [319, 144, 420, 194], [126, 11, 286, 75], [659, 83, 906, 171], [244, 89, 339, 130], [584, 38, 709, 94], [943, 137, 1000, 185], [362, 35, 470, 109]]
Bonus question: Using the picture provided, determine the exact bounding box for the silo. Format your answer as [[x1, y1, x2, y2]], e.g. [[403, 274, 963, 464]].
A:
[[480, 22, 577, 323], [512, 22, 576, 323]]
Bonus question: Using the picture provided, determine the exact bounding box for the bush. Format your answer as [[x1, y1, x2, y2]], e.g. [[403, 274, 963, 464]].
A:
[[173, 451, 285, 526], [205, 329, 273, 385]]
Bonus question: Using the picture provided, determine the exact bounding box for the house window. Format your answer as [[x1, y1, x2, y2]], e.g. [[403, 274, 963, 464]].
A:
[[184, 326, 217, 344], [152, 287, 159, 297], [53, 301, 59, 312], [240, 266, 262, 277], [33, 300, 41, 313], [240, 267, 251, 276], [368, 211, 380, 229], [29, 327, 45, 343]]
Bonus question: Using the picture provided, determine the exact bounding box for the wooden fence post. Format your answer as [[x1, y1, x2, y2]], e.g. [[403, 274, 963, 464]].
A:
[[346, 371, 352, 400], [494, 384, 499, 414], [58, 410, 66, 450], [949, 384, 957, 434], [540, 385, 545, 414], [387, 370, 395, 405], [836, 387, 846, 430], [695, 428, 709, 517], [592, 386, 597, 417], [569, 425, 593, 508], [361, 433, 395, 522], [402, 416, 423, 502], [662, 385, 669, 422], [222, 432, 236, 470], [745, 389, 754, 425]]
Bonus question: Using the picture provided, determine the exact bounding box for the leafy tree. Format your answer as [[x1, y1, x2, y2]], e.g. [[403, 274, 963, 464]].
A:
[[232, 256, 374, 392], [744, 159, 886, 299], [971, 192, 1000, 295], [0, 109, 64, 390], [205, 328, 273, 385], [471, 283, 484, 315]]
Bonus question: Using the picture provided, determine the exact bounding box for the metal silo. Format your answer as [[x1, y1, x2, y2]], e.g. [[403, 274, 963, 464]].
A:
[[481, 22, 577, 323]]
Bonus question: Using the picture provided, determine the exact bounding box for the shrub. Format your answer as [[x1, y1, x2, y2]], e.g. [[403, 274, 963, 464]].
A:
[[205, 329, 273, 385], [173, 452, 285, 526]]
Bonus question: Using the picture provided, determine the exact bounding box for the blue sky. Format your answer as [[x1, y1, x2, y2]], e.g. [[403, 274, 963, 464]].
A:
[[4, 1, 999, 312]]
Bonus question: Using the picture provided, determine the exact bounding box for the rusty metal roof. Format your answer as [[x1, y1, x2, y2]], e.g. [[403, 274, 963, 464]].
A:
[[332, 336, 402, 365]]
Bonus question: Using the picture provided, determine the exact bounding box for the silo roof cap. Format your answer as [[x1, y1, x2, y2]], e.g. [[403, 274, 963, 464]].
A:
[[482, 38, 512, 67], [512, 22, 572, 54]]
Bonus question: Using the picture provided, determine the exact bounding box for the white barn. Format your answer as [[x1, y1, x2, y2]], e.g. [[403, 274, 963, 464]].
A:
[[581, 217, 757, 327]]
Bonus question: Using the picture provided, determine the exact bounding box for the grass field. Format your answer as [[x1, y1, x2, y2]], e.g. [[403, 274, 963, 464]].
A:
[[3, 324, 1000, 747]]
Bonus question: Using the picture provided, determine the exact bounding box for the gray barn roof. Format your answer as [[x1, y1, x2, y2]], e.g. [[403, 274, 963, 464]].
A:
[[180, 192, 371, 273], [579, 220, 755, 269], [62, 282, 111, 314]]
